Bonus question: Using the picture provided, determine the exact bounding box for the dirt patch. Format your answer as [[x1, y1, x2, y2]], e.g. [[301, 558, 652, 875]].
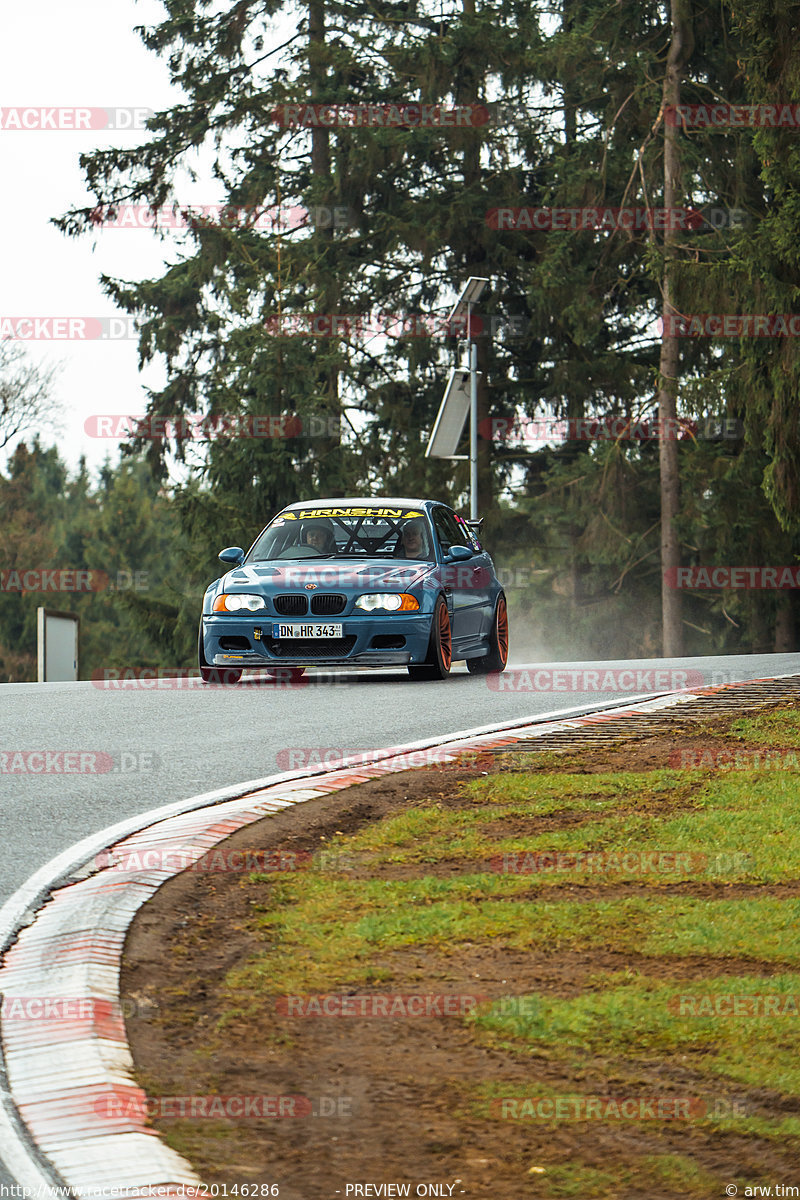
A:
[[121, 721, 800, 1198]]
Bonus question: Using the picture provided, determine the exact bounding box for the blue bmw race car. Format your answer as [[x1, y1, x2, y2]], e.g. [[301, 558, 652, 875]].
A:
[[198, 497, 509, 683]]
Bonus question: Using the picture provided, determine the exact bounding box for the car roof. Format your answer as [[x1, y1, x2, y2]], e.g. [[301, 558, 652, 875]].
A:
[[280, 497, 443, 512]]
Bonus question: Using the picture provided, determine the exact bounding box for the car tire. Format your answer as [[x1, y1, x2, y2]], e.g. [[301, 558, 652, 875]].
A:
[[408, 596, 452, 681], [466, 594, 509, 674], [198, 623, 242, 685]]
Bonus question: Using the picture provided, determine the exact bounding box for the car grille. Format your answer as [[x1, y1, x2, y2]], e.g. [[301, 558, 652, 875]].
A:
[[273, 595, 308, 616], [266, 636, 357, 659], [310, 593, 347, 616]]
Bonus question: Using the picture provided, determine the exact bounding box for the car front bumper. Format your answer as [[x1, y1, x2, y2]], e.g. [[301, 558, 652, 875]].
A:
[[203, 612, 433, 668]]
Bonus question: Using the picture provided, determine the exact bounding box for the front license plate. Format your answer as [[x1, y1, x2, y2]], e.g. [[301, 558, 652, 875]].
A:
[[272, 623, 344, 639]]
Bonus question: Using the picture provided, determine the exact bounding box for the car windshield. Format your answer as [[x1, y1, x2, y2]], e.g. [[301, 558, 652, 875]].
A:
[[246, 506, 437, 563]]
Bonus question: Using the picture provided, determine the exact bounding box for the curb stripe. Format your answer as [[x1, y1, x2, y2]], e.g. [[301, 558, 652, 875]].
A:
[[0, 676, 793, 1192]]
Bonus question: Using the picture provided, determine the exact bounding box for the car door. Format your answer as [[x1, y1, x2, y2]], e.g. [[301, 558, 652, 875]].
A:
[[432, 506, 488, 647]]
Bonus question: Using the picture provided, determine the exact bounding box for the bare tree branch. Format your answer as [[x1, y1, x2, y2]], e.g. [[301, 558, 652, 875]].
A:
[[0, 343, 62, 454]]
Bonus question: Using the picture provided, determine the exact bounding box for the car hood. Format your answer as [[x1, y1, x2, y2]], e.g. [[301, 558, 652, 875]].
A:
[[221, 559, 439, 593]]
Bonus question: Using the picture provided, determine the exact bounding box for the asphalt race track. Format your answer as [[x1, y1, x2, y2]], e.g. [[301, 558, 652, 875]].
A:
[[0, 650, 798, 1186]]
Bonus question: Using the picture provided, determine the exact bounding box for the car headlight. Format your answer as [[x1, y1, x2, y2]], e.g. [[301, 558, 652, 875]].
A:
[[212, 593, 266, 612], [355, 593, 419, 612]]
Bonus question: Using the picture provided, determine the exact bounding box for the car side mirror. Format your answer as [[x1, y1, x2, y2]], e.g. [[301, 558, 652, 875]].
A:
[[218, 546, 245, 565], [447, 545, 474, 562]]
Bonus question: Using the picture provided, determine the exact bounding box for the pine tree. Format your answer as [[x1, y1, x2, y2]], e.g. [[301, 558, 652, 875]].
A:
[[720, 0, 800, 534]]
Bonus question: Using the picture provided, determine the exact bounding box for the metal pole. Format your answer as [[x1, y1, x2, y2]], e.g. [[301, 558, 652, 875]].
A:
[[469, 336, 478, 520]]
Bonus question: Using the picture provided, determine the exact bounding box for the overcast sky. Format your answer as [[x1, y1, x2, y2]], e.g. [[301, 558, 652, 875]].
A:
[[0, 0, 231, 479], [1, 0, 475, 483]]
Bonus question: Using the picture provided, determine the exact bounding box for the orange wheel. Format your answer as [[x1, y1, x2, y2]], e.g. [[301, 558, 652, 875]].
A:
[[495, 596, 509, 667], [467, 594, 509, 674], [438, 597, 452, 671], [408, 596, 452, 681]]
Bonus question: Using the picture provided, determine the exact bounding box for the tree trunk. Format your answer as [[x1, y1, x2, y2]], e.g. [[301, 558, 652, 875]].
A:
[[775, 594, 796, 651], [658, 0, 693, 657]]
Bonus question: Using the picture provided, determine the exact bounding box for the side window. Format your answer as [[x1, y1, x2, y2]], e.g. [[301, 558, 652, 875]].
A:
[[433, 507, 470, 554], [453, 512, 481, 551], [432, 509, 452, 554]]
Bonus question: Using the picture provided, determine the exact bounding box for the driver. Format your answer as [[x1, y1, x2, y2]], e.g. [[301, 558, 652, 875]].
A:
[[399, 518, 431, 560], [302, 517, 336, 553]]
